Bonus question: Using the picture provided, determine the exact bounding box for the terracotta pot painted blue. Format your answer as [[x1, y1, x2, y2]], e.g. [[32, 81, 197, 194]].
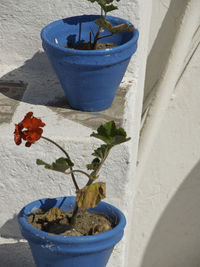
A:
[[41, 15, 139, 111], [18, 196, 126, 267]]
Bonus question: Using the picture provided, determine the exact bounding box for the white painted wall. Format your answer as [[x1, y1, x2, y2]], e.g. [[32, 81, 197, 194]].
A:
[[2, 0, 199, 266], [131, 42, 200, 267], [0, 0, 151, 267], [144, 0, 188, 102], [128, 1, 200, 266]]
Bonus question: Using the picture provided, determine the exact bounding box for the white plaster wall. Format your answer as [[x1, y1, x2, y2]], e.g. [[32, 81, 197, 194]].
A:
[[3, 0, 199, 267], [144, 0, 188, 102], [147, 0, 171, 53], [128, 0, 200, 266], [3, 1, 200, 267], [0, 1, 151, 267], [130, 42, 200, 267]]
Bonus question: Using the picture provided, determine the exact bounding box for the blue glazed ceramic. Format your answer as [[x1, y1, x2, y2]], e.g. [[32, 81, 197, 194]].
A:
[[18, 196, 126, 267], [41, 15, 139, 111]]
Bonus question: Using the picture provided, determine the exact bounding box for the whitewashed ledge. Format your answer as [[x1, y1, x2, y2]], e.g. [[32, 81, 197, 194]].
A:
[[0, 0, 151, 266]]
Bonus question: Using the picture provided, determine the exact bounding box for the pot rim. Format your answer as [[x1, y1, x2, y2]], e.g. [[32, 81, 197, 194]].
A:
[[18, 196, 126, 244], [41, 15, 139, 56]]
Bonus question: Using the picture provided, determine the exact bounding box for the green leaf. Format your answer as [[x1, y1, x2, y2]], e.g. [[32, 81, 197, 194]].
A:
[[53, 158, 74, 172], [36, 159, 51, 169], [86, 158, 101, 171], [92, 144, 111, 159], [87, 0, 119, 14], [91, 121, 131, 146], [101, 3, 118, 13], [87, 0, 115, 4], [104, 0, 115, 3], [36, 157, 74, 173]]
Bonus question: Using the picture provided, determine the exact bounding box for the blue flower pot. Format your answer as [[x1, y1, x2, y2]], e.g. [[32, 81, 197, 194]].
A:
[[41, 15, 139, 111], [18, 196, 126, 267]]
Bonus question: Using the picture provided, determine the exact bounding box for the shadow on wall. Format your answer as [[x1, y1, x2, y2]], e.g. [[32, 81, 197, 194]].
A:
[[141, 160, 200, 267], [143, 0, 188, 107], [0, 215, 22, 240]]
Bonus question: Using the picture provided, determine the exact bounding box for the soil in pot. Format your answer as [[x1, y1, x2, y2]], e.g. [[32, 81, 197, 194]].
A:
[[66, 42, 116, 50], [28, 207, 114, 236]]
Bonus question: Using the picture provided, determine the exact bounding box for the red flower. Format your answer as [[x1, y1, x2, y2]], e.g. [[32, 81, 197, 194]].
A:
[[14, 112, 45, 147]]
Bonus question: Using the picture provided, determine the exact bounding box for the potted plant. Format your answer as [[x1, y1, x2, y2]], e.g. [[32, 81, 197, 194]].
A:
[[41, 0, 139, 111], [15, 112, 131, 267]]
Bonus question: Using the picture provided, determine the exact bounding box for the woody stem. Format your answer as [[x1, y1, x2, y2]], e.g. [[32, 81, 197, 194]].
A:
[[65, 169, 91, 180], [86, 149, 110, 187], [92, 26, 102, 49]]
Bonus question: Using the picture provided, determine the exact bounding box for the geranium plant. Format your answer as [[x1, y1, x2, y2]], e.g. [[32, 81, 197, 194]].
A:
[[71, 0, 134, 49], [14, 112, 130, 227]]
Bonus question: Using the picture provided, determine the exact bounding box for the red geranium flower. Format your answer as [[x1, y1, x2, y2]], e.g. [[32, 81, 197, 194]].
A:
[[14, 112, 45, 147]]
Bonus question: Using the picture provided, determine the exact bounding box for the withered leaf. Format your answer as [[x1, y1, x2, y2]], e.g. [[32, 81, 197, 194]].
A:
[[95, 17, 134, 34], [76, 182, 106, 211]]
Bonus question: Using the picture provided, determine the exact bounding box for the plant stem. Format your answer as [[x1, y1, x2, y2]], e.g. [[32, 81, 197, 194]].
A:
[[92, 8, 110, 49], [64, 169, 91, 226], [40, 137, 111, 226], [70, 150, 110, 225], [41, 136, 79, 191], [70, 203, 79, 226], [92, 26, 102, 49], [41, 136, 81, 225], [86, 149, 110, 187], [64, 169, 91, 180], [96, 33, 113, 41]]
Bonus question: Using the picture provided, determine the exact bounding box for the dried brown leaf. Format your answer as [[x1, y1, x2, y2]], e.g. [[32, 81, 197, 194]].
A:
[[76, 182, 106, 211]]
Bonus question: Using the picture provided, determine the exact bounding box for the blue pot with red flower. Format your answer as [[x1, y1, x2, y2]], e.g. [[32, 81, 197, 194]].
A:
[[18, 196, 126, 267], [41, 15, 139, 111]]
